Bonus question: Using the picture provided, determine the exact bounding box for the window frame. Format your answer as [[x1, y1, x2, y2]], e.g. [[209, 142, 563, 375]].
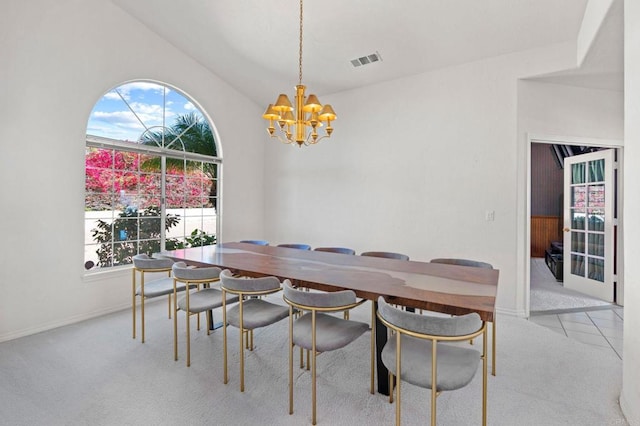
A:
[[84, 81, 222, 275]]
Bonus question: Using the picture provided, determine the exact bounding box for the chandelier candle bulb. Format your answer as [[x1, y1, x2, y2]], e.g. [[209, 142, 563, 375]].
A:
[[262, 0, 336, 147]]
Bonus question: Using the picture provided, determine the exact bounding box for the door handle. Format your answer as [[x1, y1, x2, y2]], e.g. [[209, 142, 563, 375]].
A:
[[563, 227, 570, 232]]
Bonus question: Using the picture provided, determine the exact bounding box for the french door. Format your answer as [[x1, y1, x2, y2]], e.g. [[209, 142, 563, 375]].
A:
[[563, 149, 615, 301]]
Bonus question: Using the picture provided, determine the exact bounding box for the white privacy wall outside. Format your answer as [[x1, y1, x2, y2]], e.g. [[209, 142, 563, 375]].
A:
[[0, 0, 265, 341]]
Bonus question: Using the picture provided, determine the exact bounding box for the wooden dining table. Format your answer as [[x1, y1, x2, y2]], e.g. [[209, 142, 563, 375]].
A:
[[164, 242, 499, 394]]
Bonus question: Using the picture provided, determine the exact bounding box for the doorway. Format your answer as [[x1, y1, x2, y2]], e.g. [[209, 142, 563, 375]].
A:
[[527, 135, 623, 315]]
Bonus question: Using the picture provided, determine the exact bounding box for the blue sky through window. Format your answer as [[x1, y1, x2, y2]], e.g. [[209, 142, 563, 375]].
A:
[[87, 82, 204, 143]]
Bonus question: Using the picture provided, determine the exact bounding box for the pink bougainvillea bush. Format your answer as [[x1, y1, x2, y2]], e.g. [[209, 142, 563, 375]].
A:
[[85, 148, 212, 211]]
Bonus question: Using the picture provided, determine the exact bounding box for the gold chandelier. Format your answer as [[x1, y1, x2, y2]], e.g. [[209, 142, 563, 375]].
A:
[[262, 0, 336, 147]]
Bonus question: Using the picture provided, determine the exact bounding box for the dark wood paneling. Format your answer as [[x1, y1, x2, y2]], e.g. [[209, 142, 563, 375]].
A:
[[531, 215, 562, 257]]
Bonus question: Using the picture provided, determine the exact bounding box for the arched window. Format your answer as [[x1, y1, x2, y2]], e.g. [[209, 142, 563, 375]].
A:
[[84, 81, 221, 271]]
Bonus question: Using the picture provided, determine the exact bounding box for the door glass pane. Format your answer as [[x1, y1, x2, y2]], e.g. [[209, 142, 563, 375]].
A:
[[588, 234, 604, 256], [571, 254, 585, 276], [571, 186, 586, 208], [571, 232, 585, 253], [588, 258, 604, 282], [588, 184, 604, 207], [588, 210, 604, 231], [571, 162, 585, 184], [571, 210, 585, 230], [588, 159, 605, 183]]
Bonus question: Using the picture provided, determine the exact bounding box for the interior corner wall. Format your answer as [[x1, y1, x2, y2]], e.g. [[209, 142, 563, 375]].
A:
[[621, 0, 640, 423], [0, 0, 265, 341], [262, 43, 577, 318]]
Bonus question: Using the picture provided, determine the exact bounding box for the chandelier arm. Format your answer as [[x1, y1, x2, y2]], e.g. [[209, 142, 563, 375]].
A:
[[305, 133, 332, 145], [267, 128, 297, 145]]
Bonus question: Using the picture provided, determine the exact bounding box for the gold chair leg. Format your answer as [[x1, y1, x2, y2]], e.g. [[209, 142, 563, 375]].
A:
[[173, 283, 178, 361], [431, 340, 437, 426], [370, 301, 375, 394], [289, 307, 294, 415], [492, 320, 496, 376], [396, 332, 401, 426], [300, 346, 304, 369], [167, 270, 172, 319], [483, 326, 488, 426], [312, 311, 317, 425], [206, 311, 211, 336], [186, 289, 191, 367], [239, 300, 245, 392], [223, 291, 228, 385], [140, 275, 146, 343], [132, 269, 136, 339]]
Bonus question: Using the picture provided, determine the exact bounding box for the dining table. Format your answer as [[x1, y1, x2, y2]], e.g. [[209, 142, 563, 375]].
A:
[[163, 242, 499, 395]]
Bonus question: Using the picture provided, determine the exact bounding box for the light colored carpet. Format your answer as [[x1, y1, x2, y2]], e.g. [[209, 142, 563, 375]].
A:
[[530, 258, 612, 313], [0, 293, 627, 425]]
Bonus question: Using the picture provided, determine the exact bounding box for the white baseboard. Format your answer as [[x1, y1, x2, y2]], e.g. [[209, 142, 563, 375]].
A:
[[0, 303, 129, 343]]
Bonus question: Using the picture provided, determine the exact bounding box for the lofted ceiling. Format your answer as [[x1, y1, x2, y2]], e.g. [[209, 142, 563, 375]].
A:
[[111, 0, 623, 106]]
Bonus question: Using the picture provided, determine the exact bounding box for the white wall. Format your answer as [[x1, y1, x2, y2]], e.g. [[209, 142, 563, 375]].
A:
[[0, 0, 265, 341], [621, 0, 640, 423], [262, 42, 580, 317], [518, 81, 623, 140]]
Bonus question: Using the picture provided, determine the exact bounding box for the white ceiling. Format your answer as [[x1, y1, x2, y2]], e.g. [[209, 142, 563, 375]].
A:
[[111, 0, 623, 106]]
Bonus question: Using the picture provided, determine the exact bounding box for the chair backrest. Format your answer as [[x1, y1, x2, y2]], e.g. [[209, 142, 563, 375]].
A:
[[239, 240, 270, 246], [283, 280, 358, 309], [220, 269, 281, 293], [172, 261, 221, 281], [430, 258, 493, 269], [377, 296, 482, 337], [277, 243, 312, 250], [313, 247, 356, 255], [361, 251, 410, 261], [132, 253, 174, 270]]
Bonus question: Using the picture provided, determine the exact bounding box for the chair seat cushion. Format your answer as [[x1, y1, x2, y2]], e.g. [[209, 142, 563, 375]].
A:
[[382, 335, 480, 391], [177, 289, 239, 313], [136, 277, 188, 298], [293, 313, 369, 352], [226, 299, 289, 330]]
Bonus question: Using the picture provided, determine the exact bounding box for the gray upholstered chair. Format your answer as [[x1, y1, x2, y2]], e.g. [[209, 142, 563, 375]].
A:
[[361, 251, 410, 261], [132, 254, 183, 343], [239, 239, 269, 246], [220, 269, 290, 392], [277, 243, 312, 250], [377, 296, 487, 426], [283, 281, 374, 425], [313, 247, 356, 255], [172, 262, 239, 366], [430, 258, 497, 376]]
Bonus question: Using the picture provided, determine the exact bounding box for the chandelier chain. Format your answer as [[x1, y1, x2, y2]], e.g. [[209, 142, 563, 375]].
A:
[[298, 0, 303, 86]]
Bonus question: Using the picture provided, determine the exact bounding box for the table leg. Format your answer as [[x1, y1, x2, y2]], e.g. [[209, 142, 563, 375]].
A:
[[208, 310, 223, 331], [375, 301, 390, 395]]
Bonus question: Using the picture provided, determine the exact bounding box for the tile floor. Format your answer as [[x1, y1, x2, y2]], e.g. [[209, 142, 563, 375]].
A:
[[529, 307, 624, 359], [529, 257, 624, 359]]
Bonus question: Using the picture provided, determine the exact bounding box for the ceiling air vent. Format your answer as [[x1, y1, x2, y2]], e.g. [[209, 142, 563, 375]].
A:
[[351, 51, 382, 67]]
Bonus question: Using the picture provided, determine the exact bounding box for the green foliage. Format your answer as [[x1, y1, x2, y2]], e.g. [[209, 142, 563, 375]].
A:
[[185, 228, 217, 247]]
